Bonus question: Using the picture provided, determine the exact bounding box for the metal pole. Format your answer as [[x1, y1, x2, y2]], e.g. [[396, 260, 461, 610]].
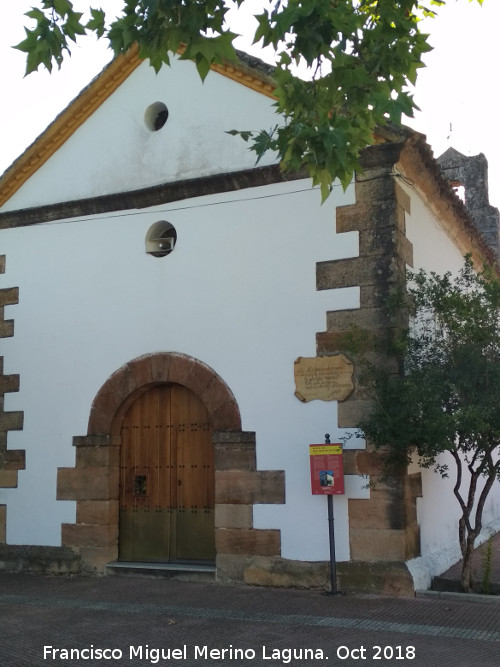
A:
[[327, 494, 337, 594], [324, 433, 339, 595]]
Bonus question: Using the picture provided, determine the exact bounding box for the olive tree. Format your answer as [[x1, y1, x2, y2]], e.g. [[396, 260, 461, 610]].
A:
[[358, 257, 500, 592]]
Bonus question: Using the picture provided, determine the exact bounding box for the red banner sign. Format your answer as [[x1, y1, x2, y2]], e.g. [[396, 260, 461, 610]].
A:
[[309, 444, 345, 495]]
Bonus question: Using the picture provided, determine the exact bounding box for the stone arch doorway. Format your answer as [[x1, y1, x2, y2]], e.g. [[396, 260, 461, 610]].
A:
[[93, 353, 241, 566], [57, 352, 285, 578]]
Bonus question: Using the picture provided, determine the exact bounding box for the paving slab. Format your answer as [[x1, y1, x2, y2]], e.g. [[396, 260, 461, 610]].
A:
[[0, 572, 499, 666]]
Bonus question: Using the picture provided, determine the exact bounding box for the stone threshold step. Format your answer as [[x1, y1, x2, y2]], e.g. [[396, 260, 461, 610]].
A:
[[105, 561, 216, 581]]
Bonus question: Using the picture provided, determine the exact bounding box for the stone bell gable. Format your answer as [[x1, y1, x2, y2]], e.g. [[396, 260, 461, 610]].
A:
[[438, 147, 500, 256]]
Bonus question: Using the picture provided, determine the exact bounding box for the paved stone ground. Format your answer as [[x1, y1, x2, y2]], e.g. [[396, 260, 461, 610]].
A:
[[1, 572, 499, 667]]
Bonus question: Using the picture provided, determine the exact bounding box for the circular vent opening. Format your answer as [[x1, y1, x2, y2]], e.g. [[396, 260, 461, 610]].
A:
[[144, 102, 169, 131], [145, 221, 177, 257]]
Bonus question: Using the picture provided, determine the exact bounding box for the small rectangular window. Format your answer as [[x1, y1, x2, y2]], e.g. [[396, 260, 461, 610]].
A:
[[134, 475, 147, 496]]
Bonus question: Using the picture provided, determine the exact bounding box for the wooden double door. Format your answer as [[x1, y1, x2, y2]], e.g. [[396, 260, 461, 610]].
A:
[[119, 383, 215, 563]]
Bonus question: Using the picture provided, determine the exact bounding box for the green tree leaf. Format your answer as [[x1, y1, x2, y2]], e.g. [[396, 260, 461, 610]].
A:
[[86, 8, 106, 39]]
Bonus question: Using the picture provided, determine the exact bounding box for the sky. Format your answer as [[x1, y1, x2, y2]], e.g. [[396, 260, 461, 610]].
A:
[[1, 1, 499, 207]]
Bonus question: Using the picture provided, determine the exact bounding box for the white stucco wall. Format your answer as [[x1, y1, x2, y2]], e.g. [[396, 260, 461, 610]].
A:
[[400, 177, 500, 586], [2, 56, 280, 212], [0, 177, 369, 561]]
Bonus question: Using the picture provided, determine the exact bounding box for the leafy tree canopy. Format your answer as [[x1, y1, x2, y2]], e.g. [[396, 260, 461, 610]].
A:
[[359, 257, 500, 591], [15, 1, 484, 200]]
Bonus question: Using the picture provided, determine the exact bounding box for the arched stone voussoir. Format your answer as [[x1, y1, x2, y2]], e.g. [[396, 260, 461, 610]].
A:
[[88, 352, 242, 434]]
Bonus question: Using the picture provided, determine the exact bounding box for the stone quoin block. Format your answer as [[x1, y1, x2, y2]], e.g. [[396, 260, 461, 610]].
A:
[[215, 528, 281, 556], [0, 411, 24, 432], [215, 504, 253, 529], [75, 444, 120, 469], [76, 500, 119, 526], [215, 470, 285, 505], [350, 528, 408, 562], [0, 470, 18, 488], [214, 439, 256, 471], [57, 467, 119, 501], [3, 450, 25, 471], [61, 522, 118, 548]]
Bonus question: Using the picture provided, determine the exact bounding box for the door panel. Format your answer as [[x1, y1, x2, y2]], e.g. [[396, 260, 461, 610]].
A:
[[173, 385, 215, 561], [119, 384, 214, 563]]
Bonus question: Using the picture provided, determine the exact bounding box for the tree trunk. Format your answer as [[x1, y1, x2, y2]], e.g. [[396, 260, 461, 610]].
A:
[[459, 458, 499, 592], [460, 533, 477, 592]]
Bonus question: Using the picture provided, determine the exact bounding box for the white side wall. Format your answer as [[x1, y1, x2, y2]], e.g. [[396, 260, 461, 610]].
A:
[[401, 179, 500, 587], [0, 178, 369, 561]]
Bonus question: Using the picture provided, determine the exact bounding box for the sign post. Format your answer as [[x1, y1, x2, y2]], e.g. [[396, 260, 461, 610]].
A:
[[309, 434, 344, 595]]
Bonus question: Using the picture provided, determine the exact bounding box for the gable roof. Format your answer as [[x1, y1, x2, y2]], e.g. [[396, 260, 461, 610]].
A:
[[0, 46, 277, 209], [0, 48, 497, 271]]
